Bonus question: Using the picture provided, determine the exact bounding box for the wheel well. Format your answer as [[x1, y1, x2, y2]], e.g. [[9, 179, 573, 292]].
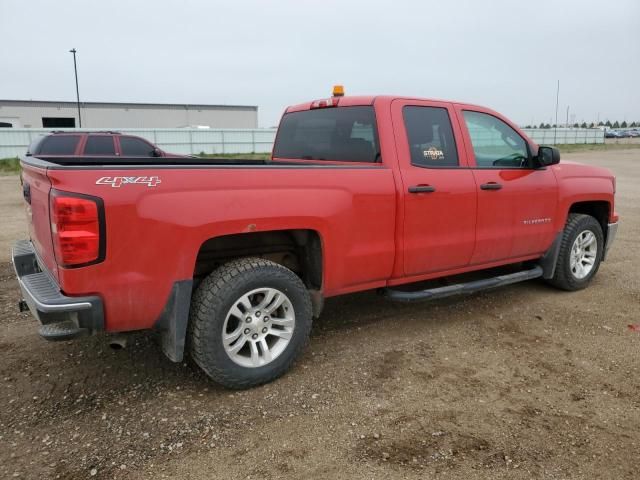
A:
[[194, 229, 323, 291], [568, 201, 609, 239]]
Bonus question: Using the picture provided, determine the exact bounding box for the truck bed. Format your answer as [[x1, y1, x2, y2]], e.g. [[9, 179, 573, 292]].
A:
[[19, 153, 397, 335], [29, 155, 276, 167], [25, 155, 383, 169]]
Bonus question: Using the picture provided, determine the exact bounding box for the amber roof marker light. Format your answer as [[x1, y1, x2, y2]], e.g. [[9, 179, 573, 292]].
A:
[[332, 85, 345, 97]]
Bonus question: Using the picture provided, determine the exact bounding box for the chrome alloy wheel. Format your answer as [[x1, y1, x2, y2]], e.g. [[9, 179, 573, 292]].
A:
[[570, 230, 598, 279], [222, 288, 295, 368]]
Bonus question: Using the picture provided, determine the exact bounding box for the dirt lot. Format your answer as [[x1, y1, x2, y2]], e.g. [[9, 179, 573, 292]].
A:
[[1, 149, 639, 480]]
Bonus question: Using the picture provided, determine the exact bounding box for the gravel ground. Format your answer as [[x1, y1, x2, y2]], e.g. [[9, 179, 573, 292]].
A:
[[1, 149, 639, 480]]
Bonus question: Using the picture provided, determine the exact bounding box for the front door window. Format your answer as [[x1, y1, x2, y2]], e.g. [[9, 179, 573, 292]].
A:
[[463, 111, 529, 168]]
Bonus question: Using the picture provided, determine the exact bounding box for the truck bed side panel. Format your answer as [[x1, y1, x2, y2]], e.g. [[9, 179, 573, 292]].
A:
[[46, 165, 397, 332]]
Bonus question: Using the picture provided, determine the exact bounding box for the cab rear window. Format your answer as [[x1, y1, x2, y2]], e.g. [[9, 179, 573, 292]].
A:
[[37, 135, 81, 155], [273, 106, 380, 162]]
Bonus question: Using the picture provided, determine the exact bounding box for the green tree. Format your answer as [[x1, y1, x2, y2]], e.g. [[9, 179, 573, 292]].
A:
[[589, 122, 595, 128], [539, 122, 546, 129], [598, 121, 604, 126], [573, 123, 580, 128], [621, 121, 628, 128], [631, 121, 638, 127], [544, 123, 551, 129], [613, 121, 620, 128], [605, 120, 612, 127], [580, 122, 588, 128]]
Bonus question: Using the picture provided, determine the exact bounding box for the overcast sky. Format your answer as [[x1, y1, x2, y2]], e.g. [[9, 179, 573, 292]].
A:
[[1, 0, 638, 127]]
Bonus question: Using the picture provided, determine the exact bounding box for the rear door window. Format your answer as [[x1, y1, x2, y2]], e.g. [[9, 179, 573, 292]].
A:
[[402, 106, 459, 167], [273, 106, 380, 162], [120, 136, 155, 156], [37, 135, 81, 155], [84, 136, 115, 155]]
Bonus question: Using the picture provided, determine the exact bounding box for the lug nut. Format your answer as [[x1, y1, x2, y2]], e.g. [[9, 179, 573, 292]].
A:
[[244, 328, 250, 335], [245, 317, 252, 323], [262, 327, 268, 333], [252, 333, 259, 339], [255, 311, 261, 317], [263, 316, 269, 322]]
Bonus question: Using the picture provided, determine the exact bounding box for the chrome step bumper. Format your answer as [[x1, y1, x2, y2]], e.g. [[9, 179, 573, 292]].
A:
[[11, 240, 104, 341]]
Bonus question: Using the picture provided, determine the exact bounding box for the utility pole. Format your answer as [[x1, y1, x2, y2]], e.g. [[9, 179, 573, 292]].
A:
[[69, 48, 82, 127], [554, 80, 560, 144], [566, 105, 570, 129]]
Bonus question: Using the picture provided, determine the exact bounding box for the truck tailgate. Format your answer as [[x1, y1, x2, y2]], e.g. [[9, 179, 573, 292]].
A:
[[21, 162, 59, 281]]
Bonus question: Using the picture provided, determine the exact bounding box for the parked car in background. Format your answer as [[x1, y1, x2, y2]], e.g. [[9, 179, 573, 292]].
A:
[[26, 131, 184, 158], [605, 130, 622, 138]]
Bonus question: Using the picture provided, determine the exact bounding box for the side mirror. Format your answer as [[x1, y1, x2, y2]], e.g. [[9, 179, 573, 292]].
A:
[[151, 147, 162, 157], [537, 145, 560, 167]]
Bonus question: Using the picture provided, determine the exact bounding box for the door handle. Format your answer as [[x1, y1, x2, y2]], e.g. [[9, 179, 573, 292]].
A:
[[408, 185, 436, 193], [480, 182, 503, 191]]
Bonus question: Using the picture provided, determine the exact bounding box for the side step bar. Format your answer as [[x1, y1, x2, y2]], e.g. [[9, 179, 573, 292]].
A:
[[383, 266, 543, 302]]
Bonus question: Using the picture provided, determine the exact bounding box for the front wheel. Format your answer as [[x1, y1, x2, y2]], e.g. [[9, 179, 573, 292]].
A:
[[188, 258, 312, 389], [546, 213, 604, 291]]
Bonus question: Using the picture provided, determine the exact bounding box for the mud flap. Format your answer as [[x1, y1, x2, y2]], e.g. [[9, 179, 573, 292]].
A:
[[154, 280, 193, 362], [539, 232, 563, 279]]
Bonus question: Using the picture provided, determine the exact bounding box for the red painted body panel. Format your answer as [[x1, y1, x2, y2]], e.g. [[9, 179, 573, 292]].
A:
[[552, 161, 616, 226], [19, 94, 617, 334], [46, 166, 396, 331], [21, 165, 59, 279], [389, 98, 477, 276], [452, 103, 560, 263], [469, 167, 558, 263]]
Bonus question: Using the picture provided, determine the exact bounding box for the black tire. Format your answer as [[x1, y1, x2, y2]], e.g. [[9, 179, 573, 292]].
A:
[[188, 257, 312, 389], [546, 213, 604, 291]]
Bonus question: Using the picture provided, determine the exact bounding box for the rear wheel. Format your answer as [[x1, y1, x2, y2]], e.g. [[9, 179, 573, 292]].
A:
[[546, 214, 604, 291], [189, 258, 312, 389]]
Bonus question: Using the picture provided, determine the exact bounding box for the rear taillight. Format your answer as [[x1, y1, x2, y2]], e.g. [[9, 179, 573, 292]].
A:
[[50, 190, 104, 267]]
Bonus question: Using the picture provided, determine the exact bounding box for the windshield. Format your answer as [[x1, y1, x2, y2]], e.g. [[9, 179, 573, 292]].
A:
[[273, 106, 380, 162]]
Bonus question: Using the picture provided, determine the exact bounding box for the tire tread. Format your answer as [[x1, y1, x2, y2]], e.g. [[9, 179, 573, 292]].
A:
[[546, 213, 603, 291], [188, 257, 312, 389]]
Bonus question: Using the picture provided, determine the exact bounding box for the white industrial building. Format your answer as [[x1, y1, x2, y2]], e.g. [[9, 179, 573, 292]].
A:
[[0, 99, 258, 129]]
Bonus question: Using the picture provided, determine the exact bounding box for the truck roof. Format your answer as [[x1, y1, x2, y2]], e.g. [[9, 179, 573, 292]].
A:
[[285, 95, 489, 114]]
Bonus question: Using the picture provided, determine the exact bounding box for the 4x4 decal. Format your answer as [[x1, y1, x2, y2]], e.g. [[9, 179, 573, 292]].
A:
[[96, 176, 161, 188]]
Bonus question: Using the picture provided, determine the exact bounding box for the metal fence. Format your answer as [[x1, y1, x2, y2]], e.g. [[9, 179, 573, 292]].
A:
[[521, 128, 604, 145], [0, 128, 278, 158], [0, 126, 604, 159]]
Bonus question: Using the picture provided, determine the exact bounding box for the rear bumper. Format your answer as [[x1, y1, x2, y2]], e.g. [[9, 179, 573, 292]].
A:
[[11, 240, 104, 341], [604, 222, 618, 260]]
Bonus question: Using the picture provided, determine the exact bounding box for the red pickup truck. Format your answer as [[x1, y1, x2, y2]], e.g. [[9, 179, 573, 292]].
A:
[[13, 90, 618, 388]]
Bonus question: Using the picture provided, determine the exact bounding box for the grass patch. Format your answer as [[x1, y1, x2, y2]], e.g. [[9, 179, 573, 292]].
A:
[[0, 157, 21, 174], [554, 142, 640, 153]]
